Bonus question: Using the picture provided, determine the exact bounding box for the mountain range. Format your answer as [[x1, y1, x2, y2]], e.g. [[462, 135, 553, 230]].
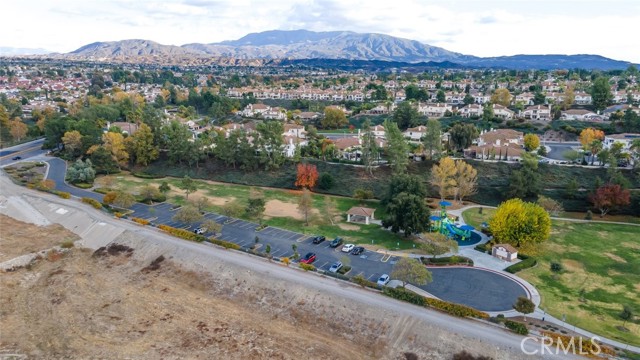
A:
[[18, 30, 639, 70]]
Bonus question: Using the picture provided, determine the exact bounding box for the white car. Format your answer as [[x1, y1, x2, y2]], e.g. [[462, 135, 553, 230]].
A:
[[377, 274, 390, 286], [194, 227, 207, 235], [341, 243, 355, 253], [329, 261, 343, 273]]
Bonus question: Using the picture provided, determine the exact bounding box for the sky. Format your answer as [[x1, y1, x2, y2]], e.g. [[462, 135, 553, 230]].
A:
[[4, 0, 640, 62]]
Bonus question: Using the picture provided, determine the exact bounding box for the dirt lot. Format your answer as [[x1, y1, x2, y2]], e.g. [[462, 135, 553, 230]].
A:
[[0, 214, 79, 262]]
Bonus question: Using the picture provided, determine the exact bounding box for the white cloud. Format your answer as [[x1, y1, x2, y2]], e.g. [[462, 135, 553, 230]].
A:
[[2, 0, 639, 62]]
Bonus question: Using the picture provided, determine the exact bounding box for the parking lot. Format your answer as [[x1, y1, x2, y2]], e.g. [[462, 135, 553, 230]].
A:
[[128, 202, 399, 282]]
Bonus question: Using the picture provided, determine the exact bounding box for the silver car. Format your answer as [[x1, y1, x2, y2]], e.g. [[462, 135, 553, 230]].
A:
[[329, 261, 343, 273]]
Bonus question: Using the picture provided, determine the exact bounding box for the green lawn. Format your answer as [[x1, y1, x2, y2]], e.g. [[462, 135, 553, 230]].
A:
[[461, 207, 495, 228], [462, 207, 640, 345], [518, 221, 640, 346], [99, 172, 413, 250]]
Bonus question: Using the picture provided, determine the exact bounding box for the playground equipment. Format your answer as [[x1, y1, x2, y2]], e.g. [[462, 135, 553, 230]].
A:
[[432, 201, 473, 241]]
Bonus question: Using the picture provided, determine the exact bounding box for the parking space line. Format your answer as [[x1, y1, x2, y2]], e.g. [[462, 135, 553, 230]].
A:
[[317, 261, 329, 270], [367, 273, 378, 281], [380, 254, 391, 262]]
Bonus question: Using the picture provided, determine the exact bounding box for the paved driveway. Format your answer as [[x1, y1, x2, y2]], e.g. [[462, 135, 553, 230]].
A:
[[421, 267, 528, 312]]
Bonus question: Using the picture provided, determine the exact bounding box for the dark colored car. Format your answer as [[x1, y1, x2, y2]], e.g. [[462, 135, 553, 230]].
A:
[[300, 252, 316, 264], [351, 246, 365, 255], [329, 237, 344, 248], [11, 156, 21, 160], [312, 235, 326, 244]]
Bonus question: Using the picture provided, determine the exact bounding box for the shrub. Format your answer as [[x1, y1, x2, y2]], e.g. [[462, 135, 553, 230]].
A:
[[550, 262, 563, 272], [54, 191, 71, 199], [209, 238, 241, 250], [73, 182, 93, 189], [352, 274, 378, 289], [541, 331, 615, 357], [102, 191, 118, 204], [585, 210, 593, 220], [383, 287, 426, 306], [505, 257, 537, 274], [281, 257, 290, 266], [505, 320, 529, 335], [337, 265, 351, 275], [81, 197, 103, 209], [158, 224, 206, 242], [60, 239, 75, 248], [474, 244, 489, 253], [299, 263, 316, 271], [114, 212, 124, 218], [318, 173, 335, 190], [424, 298, 489, 319], [131, 217, 150, 226], [39, 179, 56, 190]]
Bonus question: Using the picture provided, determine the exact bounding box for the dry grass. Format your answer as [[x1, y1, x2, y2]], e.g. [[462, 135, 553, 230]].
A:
[[0, 214, 79, 262]]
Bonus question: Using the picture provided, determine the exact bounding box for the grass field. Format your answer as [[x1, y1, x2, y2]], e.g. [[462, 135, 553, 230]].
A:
[[461, 208, 640, 346], [98, 172, 416, 251]]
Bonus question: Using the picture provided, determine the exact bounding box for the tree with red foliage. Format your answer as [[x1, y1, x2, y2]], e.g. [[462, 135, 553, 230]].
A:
[[589, 183, 631, 217], [294, 163, 319, 189]]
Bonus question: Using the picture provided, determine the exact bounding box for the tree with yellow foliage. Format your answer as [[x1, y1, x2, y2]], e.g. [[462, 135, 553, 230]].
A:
[[489, 198, 551, 250], [490, 88, 512, 107], [9, 118, 28, 141], [430, 157, 457, 200], [523, 133, 540, 151], [579, 128, 605, 150], [453, 160, 477, 204], [62, 130, 83, 158]]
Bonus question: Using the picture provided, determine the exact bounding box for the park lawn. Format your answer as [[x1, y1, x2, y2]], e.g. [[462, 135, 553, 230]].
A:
[[99, 172, 411, 249], [462, 207, 640, 345], [461, 207, 495, 229], [518, 221, 640, 346]]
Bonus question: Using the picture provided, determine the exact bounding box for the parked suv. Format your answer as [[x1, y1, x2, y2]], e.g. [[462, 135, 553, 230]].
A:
[[312, 235, 326, 244], [329, 237, 344, 248], [329, 261, 343, 273]]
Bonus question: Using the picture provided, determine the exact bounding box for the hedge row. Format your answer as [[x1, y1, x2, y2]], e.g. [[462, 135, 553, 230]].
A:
[[93, 187, 114, 194], [209, 238, 241, 250], [351, 274, 378, 289], [72, 182, 93, 189], [158, 224, 206, 242], [81, 197, 103, 209], [383, 287, 426, 306], [424, 297, 489, 319], [505, 257, 537, 274], [504, 320, 529, 335], [383, 287, 489, 319], [421, 256, 474, 266], [131, 217, 150, 226]]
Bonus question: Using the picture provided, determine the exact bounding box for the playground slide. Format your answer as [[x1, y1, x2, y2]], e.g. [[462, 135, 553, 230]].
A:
[[445, 222, 469, 238]]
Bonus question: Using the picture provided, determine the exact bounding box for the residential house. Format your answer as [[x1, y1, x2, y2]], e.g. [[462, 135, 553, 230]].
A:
[[520, 105, 551, 121], [403, 125, 427, 141], [333, 136, 362, 161], [417, 103, 453, 117], [492, 104, 515, 120], [464, 129, 525, 161], [560, 109, 598, 121], [458, 104, 483, 118], [514, 92, 535, 106], [574, 92, 592, 105], [603, 133, 640, 153], [107, 122, 139, 135], [294, 111, 321, 122], [283, 123, 307, 139]]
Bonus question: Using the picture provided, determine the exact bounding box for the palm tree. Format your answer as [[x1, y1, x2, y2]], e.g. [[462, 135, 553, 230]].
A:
[[589, 140, 603, 165]]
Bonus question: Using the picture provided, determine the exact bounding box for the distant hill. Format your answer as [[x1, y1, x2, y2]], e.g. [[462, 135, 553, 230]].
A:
[[69, 39, 200, 57], [63, 30, 635, 70], [0, 47, 51, 56]]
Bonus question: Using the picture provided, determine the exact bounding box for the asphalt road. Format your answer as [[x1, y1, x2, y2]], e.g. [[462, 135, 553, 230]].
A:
[[423, 267, 528, 312], [45, 158, 104, 201], [0, 138, 47, 167], [545, 141, 579, 161]]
